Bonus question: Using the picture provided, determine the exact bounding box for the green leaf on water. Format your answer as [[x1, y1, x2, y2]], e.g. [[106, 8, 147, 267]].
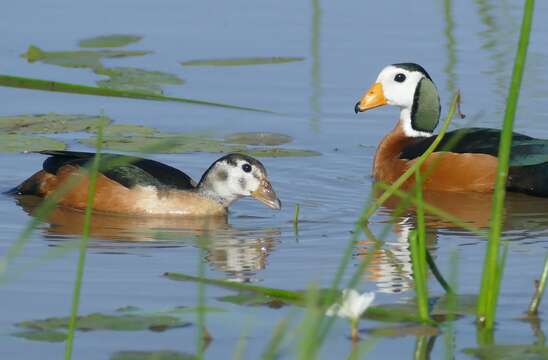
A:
[[95, 66, 184, 95], [366, 324, 440, 337], [111, 351, 196, 360], [21, 45, 151, 69], [224, 132, 292, 146], [241, 148, 321, 158], [79, 34, 143, 48], [17, 313, 189, 332], [463, 344, 548, 360], [13, 330, 67, 343], [0, 74, 272, 113], [161, 306, 226, 314], [99, 124, 159, 136], [79, 132, 229, 153], [115, 306, 142, 313], [0, 134, 65, 153], [80, 132, 320, 157], [181, 57, 305, 66], [0, 113, 112, 134]]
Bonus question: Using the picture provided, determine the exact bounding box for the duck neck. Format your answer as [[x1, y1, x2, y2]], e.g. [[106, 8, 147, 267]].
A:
[[400, 108, 434, 138], [197, 181, 240, 208]]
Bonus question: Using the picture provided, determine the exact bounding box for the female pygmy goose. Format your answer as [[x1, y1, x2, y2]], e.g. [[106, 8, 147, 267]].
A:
[[12, 151, 281, 216], [355, 63, 548, 197]]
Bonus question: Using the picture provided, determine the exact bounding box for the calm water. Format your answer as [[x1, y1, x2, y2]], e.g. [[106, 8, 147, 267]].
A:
[[2, 0, 548, 358]]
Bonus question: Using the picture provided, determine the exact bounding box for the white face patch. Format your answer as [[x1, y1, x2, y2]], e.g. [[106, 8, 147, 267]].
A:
[[375, 65, 432, 138], [209, 159, 262, 203]]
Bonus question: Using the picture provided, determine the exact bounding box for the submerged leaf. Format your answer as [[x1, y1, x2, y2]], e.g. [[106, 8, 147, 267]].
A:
[[180, 57, 305, 66], [111, 351, 195, 360], [21, 45, 151, 69], [17, 313, 189, 332], [242, 148, 321, 158], [463, 344, 548, 360], [79, 34, 143, 48], [366, 324, 440, 337], [0, 113, 112, 134], [80, 132, 320, 157], [94, 67, 184, 95], [13, 330, 67, 343], [99, 124, 158, 136], [225, 132, 292, 146], [0, 134, 65, 153]]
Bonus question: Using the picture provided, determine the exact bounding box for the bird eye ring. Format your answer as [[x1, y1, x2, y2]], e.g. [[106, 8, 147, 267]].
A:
[[242, 163, 252, 173], [394, 73, 406, 83]]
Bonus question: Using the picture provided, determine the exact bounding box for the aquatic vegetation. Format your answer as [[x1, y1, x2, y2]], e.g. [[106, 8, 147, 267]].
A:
[[79, 34, 143, 48], [180, 56, 305, 66], [94, 66, 184, 95], [21, 45, 151, 69], [0, 74, 271, 113], [0, 134, 65, 152], [16, 312, 189, 333], [224, 132, 292, 146], [0, 113, 112, 134]]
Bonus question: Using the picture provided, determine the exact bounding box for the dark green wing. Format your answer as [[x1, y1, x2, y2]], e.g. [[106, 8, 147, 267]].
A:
[[400, 128, 548, 166], [39, 150, 197, 190]]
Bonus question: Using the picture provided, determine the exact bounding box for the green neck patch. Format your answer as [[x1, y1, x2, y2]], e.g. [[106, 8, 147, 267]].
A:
[[411, 77, 441, 133]]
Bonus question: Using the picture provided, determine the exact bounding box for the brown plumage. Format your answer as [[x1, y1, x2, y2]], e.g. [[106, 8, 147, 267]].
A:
[[18, 166, 227, 216], [373, 121, 498, 192]]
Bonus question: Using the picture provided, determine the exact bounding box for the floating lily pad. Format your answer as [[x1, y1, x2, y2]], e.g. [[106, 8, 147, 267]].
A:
[[0, 113, 112, 134], [224, 132, 292, 146], [79, 133, 228, 153], [366, 324, 440, 337], [0, 134, 65, 153], [22, 45, 151, 69], [111, 351, 195, 360], [115, 305, 142, 313], [13, 330, 67, 343], [79, 34, 143, 48], [463, 344, 548, 360], [100, 124, 158, 137], [180, 57, 305, 66], [17, 313, 189, 332], [79, 132, 320, 157], [95, 67, 184, 94], [161, 306, 226, 314], [242, 148, 321, 158]]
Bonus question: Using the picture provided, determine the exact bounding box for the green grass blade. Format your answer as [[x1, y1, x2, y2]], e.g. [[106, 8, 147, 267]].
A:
[[477, 0, 535, 327], [261, 316, 292, 360], [0, 74, 272, 113], [528, 253, 548, 316], [409, 231, 430, 322], [64, 125, 103, 360]]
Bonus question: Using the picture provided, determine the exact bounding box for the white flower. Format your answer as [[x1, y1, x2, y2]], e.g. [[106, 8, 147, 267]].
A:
[[326, 289, 375, 321]]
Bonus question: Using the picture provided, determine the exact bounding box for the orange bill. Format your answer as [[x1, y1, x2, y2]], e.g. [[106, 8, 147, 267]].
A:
[[354, 82, 388, 113]]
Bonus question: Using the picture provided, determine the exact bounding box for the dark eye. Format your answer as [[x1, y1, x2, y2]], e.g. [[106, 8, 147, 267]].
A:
[[242, 163, 252, 173], [394, 73, 406, 83]]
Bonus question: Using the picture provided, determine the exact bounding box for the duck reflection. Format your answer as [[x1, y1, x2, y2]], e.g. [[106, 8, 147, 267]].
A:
[[358, 189, 548, 294], [15, 195, 281, 282]]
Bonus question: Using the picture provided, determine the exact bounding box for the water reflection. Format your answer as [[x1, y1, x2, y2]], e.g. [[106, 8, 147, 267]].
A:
[[443, 0, 458, 95], [15, 195, 281, 282], [309, 0, 322, 132], [358, 190, 548, 294], [474, 0, 516, 102]]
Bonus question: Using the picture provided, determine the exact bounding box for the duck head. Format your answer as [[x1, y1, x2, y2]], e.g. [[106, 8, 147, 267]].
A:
[[355, 63, 441, 137], [198, 153, 281, 210]]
